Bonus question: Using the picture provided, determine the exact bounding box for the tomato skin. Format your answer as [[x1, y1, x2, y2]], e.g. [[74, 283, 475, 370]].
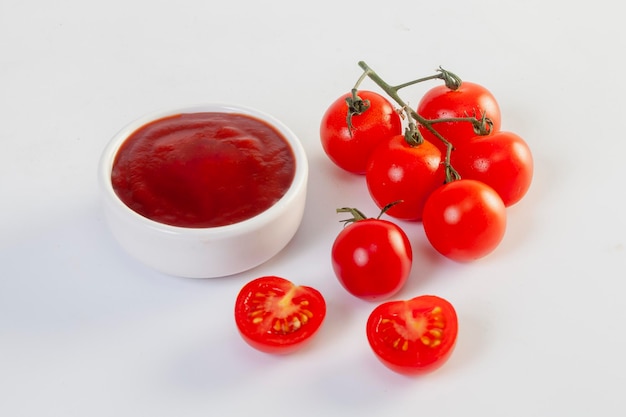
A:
[[422, 179, 507, 262], [452, 131, 533, 207], [366, 135, 446, 221], [320, 90, 403, 174], [417, 82, 501, 154], [331, 219, 412, 300], [234, 276, 326, 354], [366, 295, 458, 375]]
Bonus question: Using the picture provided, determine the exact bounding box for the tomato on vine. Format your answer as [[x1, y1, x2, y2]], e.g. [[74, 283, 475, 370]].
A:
[[331, 205, 412, 300], [422, 179, 507, 262], [234, 276, 326, 354], [452, 131, 533, 207], [417, 81, 502, 154], [320, 90, 402, 174], [366, 295, 458, 375], [366, 134, 445, 221]]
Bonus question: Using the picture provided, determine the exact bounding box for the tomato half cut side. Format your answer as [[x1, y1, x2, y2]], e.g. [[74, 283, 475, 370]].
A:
[[366, 295, 458, 375], [234, 276, 326, 354]]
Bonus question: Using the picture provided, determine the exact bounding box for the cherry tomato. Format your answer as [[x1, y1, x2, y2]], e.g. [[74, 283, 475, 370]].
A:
[[234, 276, 326, 354], [422, 179, 506, 262], [366, 295, 458, 375], [417, 81, 501, 154], [452, 131, 533, 207], [320, 90, 403, 174], [332, 210, 412, 300], [366, 135, 445, 221]]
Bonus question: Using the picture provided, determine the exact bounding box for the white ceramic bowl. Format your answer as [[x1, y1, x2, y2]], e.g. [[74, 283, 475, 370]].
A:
[[98, 104, 309, 278]]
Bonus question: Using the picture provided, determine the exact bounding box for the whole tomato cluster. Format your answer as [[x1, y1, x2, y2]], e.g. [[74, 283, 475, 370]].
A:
[[234, 62, 532, 376], [321, 62, 533, 262]]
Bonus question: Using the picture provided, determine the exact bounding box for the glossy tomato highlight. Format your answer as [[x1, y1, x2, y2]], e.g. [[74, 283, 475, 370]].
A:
[[452, 131, 533, 207], [234, 276, 326, 354], [331, 214, 412, 301], [366, 135, 446, 221], [422, 179, 507, 262], [367, 295, 458, 375]]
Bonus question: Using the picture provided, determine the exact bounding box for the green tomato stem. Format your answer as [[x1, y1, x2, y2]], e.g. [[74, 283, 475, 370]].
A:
[[336, 207, 368, 226], [336, 201, 403, 225], [355, 61, 484, 183]]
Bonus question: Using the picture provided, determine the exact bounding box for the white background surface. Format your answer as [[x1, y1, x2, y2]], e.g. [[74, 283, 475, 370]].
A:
[[2, 1, 625, 416]]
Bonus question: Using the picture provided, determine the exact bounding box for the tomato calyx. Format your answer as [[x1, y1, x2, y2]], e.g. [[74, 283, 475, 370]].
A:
[[444, 160, 462, 184], [436, 66, 463, 90], [470, 111, 494, 136], [344, 88, 371, 134], [336, 201, 402, 226]]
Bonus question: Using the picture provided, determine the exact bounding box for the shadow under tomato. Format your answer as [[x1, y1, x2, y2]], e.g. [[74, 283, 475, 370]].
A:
[[393, 224, 458, 297], [443, 309, 494, 375], [307, 339, 457, 411]]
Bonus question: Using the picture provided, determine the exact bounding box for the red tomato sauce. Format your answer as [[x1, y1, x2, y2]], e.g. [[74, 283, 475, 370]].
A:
[[111, 112, 296, 228]]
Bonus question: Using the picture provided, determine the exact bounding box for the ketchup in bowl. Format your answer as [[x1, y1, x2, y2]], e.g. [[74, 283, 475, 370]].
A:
[[111, 112, 296, 228]]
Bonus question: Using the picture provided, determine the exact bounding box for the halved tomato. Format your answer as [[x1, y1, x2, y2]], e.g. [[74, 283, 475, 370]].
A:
[[234, 276, 326, 354], [366, 295, 458, 374]]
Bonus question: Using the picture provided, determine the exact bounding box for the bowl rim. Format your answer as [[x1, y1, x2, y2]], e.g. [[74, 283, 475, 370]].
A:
[[98, 103, 309, 238]]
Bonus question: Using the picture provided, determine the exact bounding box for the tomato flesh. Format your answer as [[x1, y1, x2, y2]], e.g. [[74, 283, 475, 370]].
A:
[[234, 276, 326, 354], [366, 295, 458, 375]]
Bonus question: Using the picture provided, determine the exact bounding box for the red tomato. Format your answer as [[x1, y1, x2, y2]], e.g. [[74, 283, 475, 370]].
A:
[[422, 179, 506, 262], [332, 214, 412, 300], [417, 81, 501, 154], [366, 135, 445, 221], [320, 90, 403, 174], [366, 295, 458, 375], [234, 276, 326, 354], [452, 131, 533, 207]]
